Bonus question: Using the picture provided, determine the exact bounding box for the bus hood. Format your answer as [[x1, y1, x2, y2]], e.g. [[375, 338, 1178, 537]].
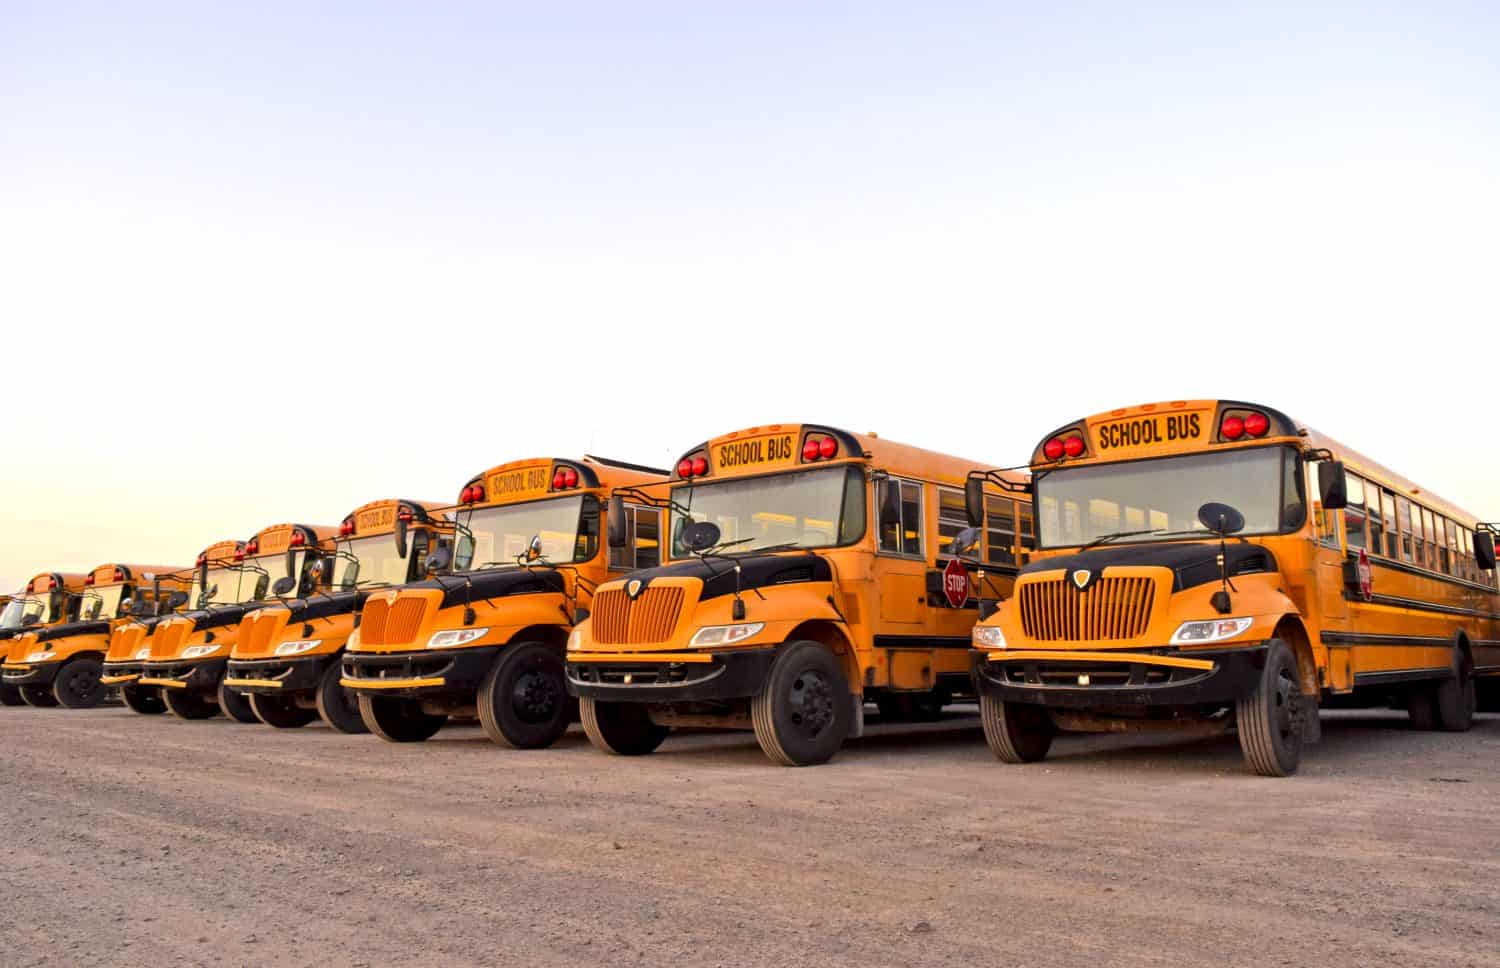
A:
[[1023, 541, 1277, 594]]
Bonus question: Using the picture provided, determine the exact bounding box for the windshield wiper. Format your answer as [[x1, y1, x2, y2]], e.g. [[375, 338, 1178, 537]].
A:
[[1083, 528, 1211, 550]]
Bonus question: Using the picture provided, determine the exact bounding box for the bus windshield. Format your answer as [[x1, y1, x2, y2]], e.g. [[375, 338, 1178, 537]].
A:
[[78, 584, 127, 621], [670, 466, 866, 558], [1035, 446, 1303, 549], [453, 495, 598, 570], [332, 534, 414, 589], [1, 597, 48, 628], [190, 553, 305, 607]]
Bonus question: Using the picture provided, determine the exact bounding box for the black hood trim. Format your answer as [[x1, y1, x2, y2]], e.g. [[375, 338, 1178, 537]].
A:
[[618, 552, 832, 601], [279, 589, 365, 623], [183, 602, 269, 631], [1022, 541, 1277, 593], [409, 568, 566, 611], [36, 620, 112, 643]]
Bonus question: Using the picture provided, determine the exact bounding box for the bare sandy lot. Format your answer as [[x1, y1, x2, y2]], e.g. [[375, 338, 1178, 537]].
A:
[[2, 705, 1497, 967]]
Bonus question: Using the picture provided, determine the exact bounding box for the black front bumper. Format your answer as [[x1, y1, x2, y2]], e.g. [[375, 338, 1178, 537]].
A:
[[340, 646, 499, 698], [140, 657, 228, 694], [101, 661, 145, 684], [566, 648, 777, 704], [1, 661, 61, 687], [971, 644, 1269, 708], [226, 653, 333, 694]]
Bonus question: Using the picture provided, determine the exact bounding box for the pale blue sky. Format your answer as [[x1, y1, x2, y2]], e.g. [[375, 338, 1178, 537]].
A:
[[2, 2, 1498, 588]]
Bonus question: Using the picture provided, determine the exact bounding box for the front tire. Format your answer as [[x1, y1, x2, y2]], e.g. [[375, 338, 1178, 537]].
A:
[[315, 661, 367, 734], [121, 685, 166, 715], [750, 641, 850, 766], [218, 681, 260, 724], [249, 692, 318, 728], [1236, 639, 1304, 777], [358, 694, 447, 743], [21, 685, 59, 707], [53, 657, 106, 709], [579, 697, 668, 755], [980, 694, 1054, 763], [163, 688, 218, 719], [0, 683, 24, 706], [477, 643, 571, 749]]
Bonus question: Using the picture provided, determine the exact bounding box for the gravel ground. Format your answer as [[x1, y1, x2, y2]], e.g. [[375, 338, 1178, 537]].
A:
[[2, 705, 1497, 967]]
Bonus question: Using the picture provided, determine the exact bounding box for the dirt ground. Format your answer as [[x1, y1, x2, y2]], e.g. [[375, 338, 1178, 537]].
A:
[[2, 704, 1497, 968]]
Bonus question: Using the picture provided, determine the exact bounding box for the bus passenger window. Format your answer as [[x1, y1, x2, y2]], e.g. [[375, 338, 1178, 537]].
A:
[[1381, 490, 1398, 558], [609, 506, 661, 570], [984, 496, 1016, 565], [936, 488, 969, 562], [1443, 518, 1456, 575], [1343, 474, 1367, 550], [1367, 485, 1385, 555], [1421, 509, 1437, 571], [876, 479, 923, 557], [1019, 504, 1036, 555], [1397, 498, 1414, 563]]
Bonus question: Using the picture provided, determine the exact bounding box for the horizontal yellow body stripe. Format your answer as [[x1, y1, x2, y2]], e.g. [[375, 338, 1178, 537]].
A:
[[339, 676, 446, 690], [986, 650, 1216, 671], [222, 677, 283, 689], [99, 674, 140, 685], [3, 664, 33, 672], [137, 677, 188, 689], [567, 651, 715, 664]]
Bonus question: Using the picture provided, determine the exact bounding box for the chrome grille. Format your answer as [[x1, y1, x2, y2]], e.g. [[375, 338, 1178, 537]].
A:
[[591, 587, 684, 646], [1018, 575, 1155, 642]]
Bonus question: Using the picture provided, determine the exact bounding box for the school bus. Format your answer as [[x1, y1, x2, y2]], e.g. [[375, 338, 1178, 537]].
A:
[[141, 524, 337, 721], [225, 499, 445, 732], [99, 568, 196, 714], [2, 572, 89, 706], [340, 457, 668, 746], [0, 594, 24, 705], [0, 563, 188, 709], [965, 400, 1499, 777], [565, 424, 1030, 766]]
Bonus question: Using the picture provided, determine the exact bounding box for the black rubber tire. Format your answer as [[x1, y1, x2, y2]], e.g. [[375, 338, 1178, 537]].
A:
[[121, 685, 166, 715], [1235, 639, 1304, 777], [0, 683, 24, 706], [1435, 650, 1476, 733], [980, 693, 1054, 763], [579, 697, 668, 755], [249, 692, 318, 728], [1478, 680, 1500, 714], [477, 643, 572, 749], [1407, 687, 1440, 731], [750, 641, 851, 766], [20, 685, 60, 708], [218, 681, 261, 724], [163, 688, 219, 719], [315, 660, 367, 734], [358, 694, 447, 743], [53, 657, 107, 709], [876, 689, 947, 723]]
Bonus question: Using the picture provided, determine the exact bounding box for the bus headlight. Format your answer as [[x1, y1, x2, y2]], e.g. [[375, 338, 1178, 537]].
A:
[[183, 644, 220, 658], [567, 628, 583, 652], [134, 648, 151, 660], [274, 639, 322, 656], [428, 628, 489, 649], [1170, 618, 1252, 645], [972, 625, 1007, 649], [688, 623, 764, 648], [346, 628, 361, 650], [25, 651, 56, 663]]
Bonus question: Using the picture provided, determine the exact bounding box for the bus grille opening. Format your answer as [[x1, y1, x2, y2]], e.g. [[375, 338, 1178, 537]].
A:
[[1018, 576, 1155, 642], [360, 598, 427, 647], [592, 587, 685, 645]]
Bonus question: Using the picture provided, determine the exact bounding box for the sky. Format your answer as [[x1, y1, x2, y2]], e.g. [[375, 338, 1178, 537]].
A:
[[2, 1, 1498, 590]]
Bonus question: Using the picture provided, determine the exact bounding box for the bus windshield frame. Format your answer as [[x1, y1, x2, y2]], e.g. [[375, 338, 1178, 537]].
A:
[[1, 596, 49, 628], [190, 553, 307, 608], [1033, 444, 1307, 550], [452, 494, 600, 571], [332, 534, 416, 589], [668, 465, 867, 560], [78, 584, 128, 622]]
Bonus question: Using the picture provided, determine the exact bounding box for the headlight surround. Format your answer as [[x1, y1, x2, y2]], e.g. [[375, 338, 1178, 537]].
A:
[[134, 648, 151, 660], [25, 651, 56, 663], [183, 644, 220, 659], [346, 627, 361, 650], [972, 625, 1007, 649], [1169, 617, 1253, 646], [567, 627, 583, 652], [688, 623, 765, 648], [427, 627, 489, 649], [274, 639, 322, 657]]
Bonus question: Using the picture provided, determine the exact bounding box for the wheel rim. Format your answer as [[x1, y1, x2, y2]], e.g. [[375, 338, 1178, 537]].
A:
[[788, 669, 835, 738], [62, 667, 99, 704], [1272, 662, 1301, 744], [510, 668, 560, 724]]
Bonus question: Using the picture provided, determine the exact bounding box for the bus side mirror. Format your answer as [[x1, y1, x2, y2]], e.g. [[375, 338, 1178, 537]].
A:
[[167, 591, 189, 609], [607, 495, 628, 549], [424, 546, 453, 574], [952, 526, 981, 559], [272, 577, 297, 597], [49, 590, 65, 619], [1318, 460, 1347, 510], [394, 515, 409, 558], [198, 559, 209, 595], [284, 548, 297, 584], [964, 478, 985, 528], [1475, 531, 1496, 571]]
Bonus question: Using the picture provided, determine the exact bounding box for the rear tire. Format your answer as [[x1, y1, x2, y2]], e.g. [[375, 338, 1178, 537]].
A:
[[1236, 639, 1304, 777], [579, 697, 668, 755], [0, 683, 24, 706], [21, 685, 60, 707], [979, 694, 1053, 763], [477, 643, 572, 749], [1436, 649, 1476, 732], [1407, 687, 1440, 730], [315, 660, 367, 734], [163, 688, 218, 719], [53, 657, 106, 709], [218, 681, 260, 724], [249, 692, 318, 728], [750, 641, 850, 766], [121, 685, 166, 715], [358, 694, 447, 742]]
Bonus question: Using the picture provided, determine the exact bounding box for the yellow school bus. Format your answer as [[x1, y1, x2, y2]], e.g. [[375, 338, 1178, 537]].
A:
[[98, 567, 195, 714], [966, 399, 1499, 776], [0, 594, 23, 705], [566, 423, 1030, 766], [1, 563, 187, 708], [340, 457, 668, 746], [141, 524, 337, 721], [2, 572, 89, 706], [225, 499, 446, 732]]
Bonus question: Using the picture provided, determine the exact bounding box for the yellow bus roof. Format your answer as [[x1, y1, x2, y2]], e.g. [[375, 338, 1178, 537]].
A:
[[459, 456, 669, 508], [247, 522, 341, 555], [85, 564, 190, 588], [25, 572, 88, 595], [342, 499, 448, 538]]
